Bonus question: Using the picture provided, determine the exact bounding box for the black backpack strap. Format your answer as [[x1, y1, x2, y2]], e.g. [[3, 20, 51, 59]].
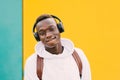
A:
[[72, 50, 83, 78], [37, 55, 44, 80]]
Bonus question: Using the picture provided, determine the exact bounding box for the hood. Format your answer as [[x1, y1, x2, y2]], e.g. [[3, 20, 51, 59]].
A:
[[35, 38, 74, 59]]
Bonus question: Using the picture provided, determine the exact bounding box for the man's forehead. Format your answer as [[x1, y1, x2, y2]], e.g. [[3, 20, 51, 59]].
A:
[[37, 18, 56, 26]]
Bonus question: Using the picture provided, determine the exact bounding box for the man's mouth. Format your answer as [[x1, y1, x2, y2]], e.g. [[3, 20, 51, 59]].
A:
[[46, 37, 56, 43]]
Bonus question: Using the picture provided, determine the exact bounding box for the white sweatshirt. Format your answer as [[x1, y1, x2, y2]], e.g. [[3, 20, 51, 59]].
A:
[[24, 38, 91, 80]]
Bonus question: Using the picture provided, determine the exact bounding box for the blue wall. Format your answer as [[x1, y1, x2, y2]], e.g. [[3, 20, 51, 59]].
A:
[[0, 0, 22, 80]]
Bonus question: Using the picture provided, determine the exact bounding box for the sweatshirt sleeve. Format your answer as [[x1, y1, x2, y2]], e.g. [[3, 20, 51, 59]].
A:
[[75, 48, 91, 80], [24, 54, 39, 80], [24, 59, 33, 80]]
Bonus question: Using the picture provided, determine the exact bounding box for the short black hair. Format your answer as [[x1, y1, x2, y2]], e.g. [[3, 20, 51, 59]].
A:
[[33, 14, 53, 30]]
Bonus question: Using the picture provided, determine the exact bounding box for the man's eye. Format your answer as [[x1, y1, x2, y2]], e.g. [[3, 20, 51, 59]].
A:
[[49, 28, 54, 31], [39, 32, 45, 36]]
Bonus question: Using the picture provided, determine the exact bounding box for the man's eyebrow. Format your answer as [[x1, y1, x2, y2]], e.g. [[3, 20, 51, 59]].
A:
[[38, 29, 44, 32]]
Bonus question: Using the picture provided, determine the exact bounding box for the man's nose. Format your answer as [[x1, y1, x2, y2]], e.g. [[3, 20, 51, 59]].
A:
[[46, 31, 52, 39]]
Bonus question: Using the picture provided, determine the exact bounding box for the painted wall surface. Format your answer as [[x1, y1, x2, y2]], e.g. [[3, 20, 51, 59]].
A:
[[23, 0, 120, 80], [0, 0, 22, 80]]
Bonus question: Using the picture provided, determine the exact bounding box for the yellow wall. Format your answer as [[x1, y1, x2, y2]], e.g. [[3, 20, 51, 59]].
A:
[[23, 0, 120, 80]]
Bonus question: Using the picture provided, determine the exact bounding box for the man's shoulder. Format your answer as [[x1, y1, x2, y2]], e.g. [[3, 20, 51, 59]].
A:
[[75, 48, 84, 55], [24, 53, 37, 75], [26, 53, 37, 63], [74, 47, 90, 65], [74, 48, 87, 60]]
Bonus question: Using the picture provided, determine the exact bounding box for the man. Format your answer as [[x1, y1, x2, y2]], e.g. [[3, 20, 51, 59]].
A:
[[24, 14, 91, 80]]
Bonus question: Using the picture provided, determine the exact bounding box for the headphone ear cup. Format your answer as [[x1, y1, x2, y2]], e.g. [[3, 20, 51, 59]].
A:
[[33, 32, 40, 41], [57, 22, 64, 33]]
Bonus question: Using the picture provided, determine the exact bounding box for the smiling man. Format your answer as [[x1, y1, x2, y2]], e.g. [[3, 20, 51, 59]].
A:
[[24, 14, 91, 80], [36, 17, 62, 54]]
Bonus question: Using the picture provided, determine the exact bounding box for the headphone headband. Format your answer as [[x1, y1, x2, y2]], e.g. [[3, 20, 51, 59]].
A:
[[50, 15, 62, 22]]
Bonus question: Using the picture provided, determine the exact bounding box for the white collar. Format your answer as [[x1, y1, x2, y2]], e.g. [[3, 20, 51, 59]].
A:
[[35, 38, 74, 59]]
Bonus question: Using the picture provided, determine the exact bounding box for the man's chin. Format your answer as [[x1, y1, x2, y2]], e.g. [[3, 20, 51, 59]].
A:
[[45, 44, 56, 49], [45, 40, 58, 48]]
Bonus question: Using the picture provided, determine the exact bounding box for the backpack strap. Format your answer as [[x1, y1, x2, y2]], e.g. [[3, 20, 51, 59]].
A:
[[37, 55, 44, 80], [72, 50, 82, 78], [37, 50, 82, 80]]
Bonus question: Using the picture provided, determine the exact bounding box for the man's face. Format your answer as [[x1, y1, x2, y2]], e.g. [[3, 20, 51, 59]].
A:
[[36, 18, 61, 48]]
